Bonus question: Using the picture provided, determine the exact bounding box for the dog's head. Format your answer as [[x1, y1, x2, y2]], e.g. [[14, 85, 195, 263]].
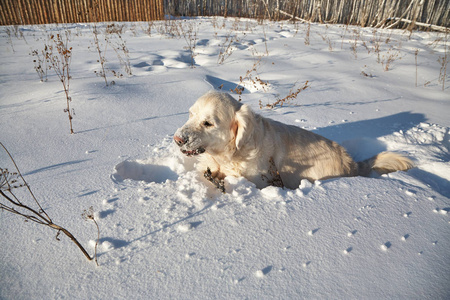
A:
[[174, 91, 254, 157]]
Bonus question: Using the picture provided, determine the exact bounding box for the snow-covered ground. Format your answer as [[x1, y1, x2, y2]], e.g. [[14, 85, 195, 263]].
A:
[[1, 17, 449, 299]]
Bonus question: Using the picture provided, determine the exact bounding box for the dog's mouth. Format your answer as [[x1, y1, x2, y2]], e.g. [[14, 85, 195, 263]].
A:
[[181, 147, 205, 157]]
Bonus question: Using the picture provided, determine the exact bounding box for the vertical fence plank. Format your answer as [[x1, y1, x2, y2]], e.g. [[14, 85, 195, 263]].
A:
[[3, 0, 13, 24], [0, 1, 5, 25]]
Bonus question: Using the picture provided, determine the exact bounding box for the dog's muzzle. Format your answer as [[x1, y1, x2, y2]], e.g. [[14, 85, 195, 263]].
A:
[[174, 135, 187, 147], [173, 135, 205, 157]]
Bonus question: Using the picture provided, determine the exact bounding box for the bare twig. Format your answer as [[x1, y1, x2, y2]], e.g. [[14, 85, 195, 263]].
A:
[[92, 23, 109, 86], [47, 31, 74, 134], [438, 32, 448, 91], [0, 142, 99, 265], [415, 49, 419, 87], [261, 157, 284, 188], [262, 81, 310, 109], [180, 21, 198, 68]]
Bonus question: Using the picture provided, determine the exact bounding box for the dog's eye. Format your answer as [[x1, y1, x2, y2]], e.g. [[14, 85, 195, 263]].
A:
[[203, 121, 213, 127]]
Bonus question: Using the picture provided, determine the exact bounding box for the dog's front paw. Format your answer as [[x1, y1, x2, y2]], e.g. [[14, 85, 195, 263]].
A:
[[204, 168, 225, 193]]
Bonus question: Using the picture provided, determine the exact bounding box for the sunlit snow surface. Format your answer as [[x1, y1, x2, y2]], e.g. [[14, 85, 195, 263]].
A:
[[0, 18, 449, 299]]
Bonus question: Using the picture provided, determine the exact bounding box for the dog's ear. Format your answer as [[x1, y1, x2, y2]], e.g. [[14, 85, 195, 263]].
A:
[[233, 104, 254, 150]]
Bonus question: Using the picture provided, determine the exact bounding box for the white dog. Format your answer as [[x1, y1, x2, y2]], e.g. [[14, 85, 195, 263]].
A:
[[174, 91, 413, 190]]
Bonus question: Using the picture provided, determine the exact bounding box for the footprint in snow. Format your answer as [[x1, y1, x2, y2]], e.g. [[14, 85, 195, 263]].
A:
[[403, 212, 412, 218], [308, 228, 320, 236], [302, 261, 312, 268], [433, 207, 449, 215], [176, 221, 203, 233], [255, 266, 273, 278], [98, 209, 115, 219], [347, 230, 358, 237], [343, 247, 353, 255], [381, 241, 392, 251], [97, 237, 129, 253]]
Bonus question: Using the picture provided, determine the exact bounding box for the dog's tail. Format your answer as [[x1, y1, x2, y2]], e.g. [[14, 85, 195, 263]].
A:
[[357, 152, 414, 177]]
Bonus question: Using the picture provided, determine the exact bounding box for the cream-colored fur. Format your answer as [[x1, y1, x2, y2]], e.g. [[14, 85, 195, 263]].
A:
[[174, 91, 413, 189]]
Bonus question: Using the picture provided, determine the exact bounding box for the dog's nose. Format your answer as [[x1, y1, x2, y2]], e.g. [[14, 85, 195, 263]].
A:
[[174, 135, 186, 146]]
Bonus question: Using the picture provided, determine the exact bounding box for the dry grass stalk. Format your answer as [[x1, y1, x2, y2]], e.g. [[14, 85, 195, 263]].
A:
[[105, 24, 132, 76], [92, 23, 109, 86], [437, 33, 448, 91], [180, 21, 198, 68], [0, 142, 99, 266], [304, 22, 311, 46], [415, 48, 419, 87], [381, 46, 400, 71], [217, 20, 245, 64], [30, 47, 49, 82], [230, 57, 263, 101], [261, 157, 284, 188], [262, 81, 310, 109], [47, 31, 74, 134]]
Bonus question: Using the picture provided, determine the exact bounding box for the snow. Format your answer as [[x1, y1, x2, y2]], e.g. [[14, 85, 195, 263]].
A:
[[1, 17, 449, 299]]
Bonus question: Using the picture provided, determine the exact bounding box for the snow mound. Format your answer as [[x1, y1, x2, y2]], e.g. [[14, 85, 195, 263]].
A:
[[381, 122, 450, 197]]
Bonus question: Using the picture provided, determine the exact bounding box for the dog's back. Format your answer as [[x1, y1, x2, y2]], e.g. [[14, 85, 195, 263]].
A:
[[238, 108, 413, 189]]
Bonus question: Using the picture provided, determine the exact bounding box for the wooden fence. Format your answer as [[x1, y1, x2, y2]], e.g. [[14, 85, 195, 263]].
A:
[[1, 0, 448, 30], [0, 0, 165, 25]]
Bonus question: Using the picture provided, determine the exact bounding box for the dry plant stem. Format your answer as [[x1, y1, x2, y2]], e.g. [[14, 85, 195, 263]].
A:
[[92, 218, 100, 266], [230, 56, 262, 101], [92, 23, 108, 86], [105, 24, 132, 76], [82, 206, 100, 266], [262, 23, 269, 55], [438, 33, 448, 91], [236, 57, 262, 87], [0, 142, 98, 265], [415, 49, 419, 87], [381, 47, 400, 71], [305, 22, 311, 46], [1, 143, 49, 220], [261, 157, 284, 188], [0, 189, 94, 263], [48, 31, 74, 134], [217, 30, 240, 64], [264, 81, 310, 109], [30, 48, 48, 82], [180, 22, 198, 67], [5, 27, 15, 52]]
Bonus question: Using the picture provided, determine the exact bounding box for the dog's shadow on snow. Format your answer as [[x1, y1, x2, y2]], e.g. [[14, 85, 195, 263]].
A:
[[313, 111, 425, 144], [312, 111, 450, 197], [312, 111, 424, 159]]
